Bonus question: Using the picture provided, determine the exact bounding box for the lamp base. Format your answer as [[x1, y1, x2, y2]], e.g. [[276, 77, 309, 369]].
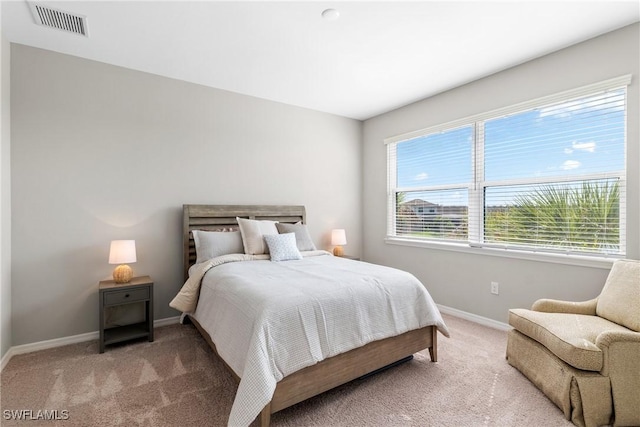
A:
[[333, 246, 344, 257], [113, 264, 133, 283]]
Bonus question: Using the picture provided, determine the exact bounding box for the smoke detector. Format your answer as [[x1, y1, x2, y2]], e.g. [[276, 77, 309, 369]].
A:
[[28, 2, 88, 37]]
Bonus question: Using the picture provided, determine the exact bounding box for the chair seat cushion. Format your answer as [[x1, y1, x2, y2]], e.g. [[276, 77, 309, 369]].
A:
[[509, 309, 630, 371]]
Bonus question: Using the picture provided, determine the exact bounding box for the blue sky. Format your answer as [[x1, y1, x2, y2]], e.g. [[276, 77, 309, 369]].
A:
[[396, 89, 625, 207]]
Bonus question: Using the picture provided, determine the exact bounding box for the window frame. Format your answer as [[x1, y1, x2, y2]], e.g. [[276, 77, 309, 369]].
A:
[[386, 75, 631, 265]]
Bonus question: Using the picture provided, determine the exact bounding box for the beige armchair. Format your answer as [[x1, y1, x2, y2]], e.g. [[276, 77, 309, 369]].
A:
[[506, 259, 640, 427]]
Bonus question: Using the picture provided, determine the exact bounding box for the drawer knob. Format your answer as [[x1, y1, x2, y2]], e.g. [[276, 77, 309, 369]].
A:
[[124, 293, 130, 298]]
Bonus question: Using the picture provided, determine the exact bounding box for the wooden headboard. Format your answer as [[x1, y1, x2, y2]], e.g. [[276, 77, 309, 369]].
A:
[[182, 204, 306, 281]]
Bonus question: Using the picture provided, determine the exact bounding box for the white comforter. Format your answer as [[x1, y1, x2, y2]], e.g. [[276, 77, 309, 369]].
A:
[[181, 252, 449, 426]]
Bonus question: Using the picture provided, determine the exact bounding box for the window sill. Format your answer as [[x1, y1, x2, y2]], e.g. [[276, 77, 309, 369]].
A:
[[384, 237, 617, 270]]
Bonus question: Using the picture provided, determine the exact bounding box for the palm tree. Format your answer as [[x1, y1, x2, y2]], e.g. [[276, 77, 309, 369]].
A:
[[506, 181, 620, 251]]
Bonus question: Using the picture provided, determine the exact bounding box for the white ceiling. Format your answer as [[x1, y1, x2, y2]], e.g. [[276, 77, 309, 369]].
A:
[[2, 1, 639, 120]]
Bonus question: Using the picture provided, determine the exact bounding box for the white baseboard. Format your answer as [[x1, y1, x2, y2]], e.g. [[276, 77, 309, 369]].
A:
[[153, 316, 181, 328], [437, 304, 511, 331], [1, 346, 14, 371], [0, 316, 181, 372], [2, 309, 506, 371]]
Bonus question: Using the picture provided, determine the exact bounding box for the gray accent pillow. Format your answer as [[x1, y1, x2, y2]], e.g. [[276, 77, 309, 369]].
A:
[[264, 233, 303, 262], [275, 223, 317, 251], [192, 230, 244, 264]]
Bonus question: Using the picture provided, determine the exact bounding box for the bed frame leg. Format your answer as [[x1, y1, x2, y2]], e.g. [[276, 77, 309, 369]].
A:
[[260, 403, 271, 427], [428, 327, 438, 362]]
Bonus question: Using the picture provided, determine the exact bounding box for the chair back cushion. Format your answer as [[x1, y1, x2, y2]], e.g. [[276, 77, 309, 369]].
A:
[[596, 259, 640, 332]]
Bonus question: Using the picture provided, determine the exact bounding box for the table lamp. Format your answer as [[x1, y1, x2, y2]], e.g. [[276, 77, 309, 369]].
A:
[[109, 240, 137, 283], [331, 229, 347, 257]]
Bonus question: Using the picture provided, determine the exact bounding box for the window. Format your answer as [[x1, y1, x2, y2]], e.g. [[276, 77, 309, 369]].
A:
[[391, 125, 472, 241], [387, 76, 629, 258]]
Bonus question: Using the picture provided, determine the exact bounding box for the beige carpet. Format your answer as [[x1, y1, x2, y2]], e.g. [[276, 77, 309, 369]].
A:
[[1, 314, 572, 426]]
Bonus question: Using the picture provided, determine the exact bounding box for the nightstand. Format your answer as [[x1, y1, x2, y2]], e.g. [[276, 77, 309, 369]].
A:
[[342, 255, 360, 261], [99, 275, 154, 353]]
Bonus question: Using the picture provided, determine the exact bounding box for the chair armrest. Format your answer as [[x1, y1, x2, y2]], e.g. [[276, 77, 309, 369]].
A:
[[596, 330, 640, 426], [531, 297, 597, 314], [596, 329, 640, 350]]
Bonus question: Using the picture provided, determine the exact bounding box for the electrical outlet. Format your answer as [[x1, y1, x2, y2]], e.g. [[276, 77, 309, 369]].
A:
[[491, 281, 499, 295]]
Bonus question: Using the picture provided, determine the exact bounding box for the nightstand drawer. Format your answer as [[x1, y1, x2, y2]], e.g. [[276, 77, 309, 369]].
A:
[[104, 287, 150, 305]]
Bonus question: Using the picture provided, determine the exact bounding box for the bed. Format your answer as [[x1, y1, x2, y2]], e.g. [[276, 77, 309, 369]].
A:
[[173, 204, 449, 426]]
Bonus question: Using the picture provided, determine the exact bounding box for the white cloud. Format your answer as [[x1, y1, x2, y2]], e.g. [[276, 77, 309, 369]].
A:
[[562, 160, 581, 170], [571, 141, 596, 152], [564, 141, 595, 155], [414, 172, 428, 181]]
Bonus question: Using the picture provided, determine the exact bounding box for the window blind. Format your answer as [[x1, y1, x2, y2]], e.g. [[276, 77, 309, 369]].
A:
[[387, 76, 629, 258], [389, 125, 472, 240], [480, 88, 626, 255]]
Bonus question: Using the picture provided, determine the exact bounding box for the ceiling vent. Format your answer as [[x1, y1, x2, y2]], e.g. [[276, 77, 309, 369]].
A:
[[28, 2, 88, 37]]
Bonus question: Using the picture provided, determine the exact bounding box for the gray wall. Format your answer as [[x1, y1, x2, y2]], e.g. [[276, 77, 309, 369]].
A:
[[362, 23, 640, 324], [1, 13, 12, 359], [7, 23, 638, 348], [10, 44, 362, 346]]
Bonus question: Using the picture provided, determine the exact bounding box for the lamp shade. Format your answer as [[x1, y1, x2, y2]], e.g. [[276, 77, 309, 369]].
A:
[[331, 229, 347, 246], [109, 240, 137, 264]]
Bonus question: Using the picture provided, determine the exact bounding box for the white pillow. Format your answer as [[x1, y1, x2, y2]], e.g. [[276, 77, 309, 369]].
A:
[[236, 217, 279, 255], [264, 233, 303, 262], [192, 230, 244, 264]]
